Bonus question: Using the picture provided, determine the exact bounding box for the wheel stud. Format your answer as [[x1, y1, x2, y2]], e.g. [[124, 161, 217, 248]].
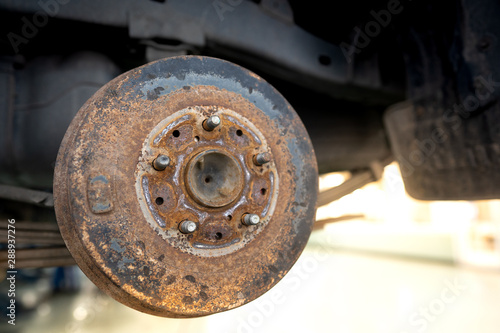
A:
[[179, 220, 197, 234], [253, 152, 271, 166], [203, 115, 221, 131], [242, 213, 260, 226], [153, 155, 171, 171]]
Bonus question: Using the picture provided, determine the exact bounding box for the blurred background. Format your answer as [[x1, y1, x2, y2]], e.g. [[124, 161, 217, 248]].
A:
[[1, 164, 500, 333]]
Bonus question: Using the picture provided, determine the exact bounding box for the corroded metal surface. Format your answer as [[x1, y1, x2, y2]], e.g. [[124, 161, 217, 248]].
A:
[[136, 107, 278, 257], [54, 56, 318, 317]]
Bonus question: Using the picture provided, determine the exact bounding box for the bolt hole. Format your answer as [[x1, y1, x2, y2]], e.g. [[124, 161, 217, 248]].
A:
[[194, 136, 200, 142], [155, 197, 164, 205], [236, 129, 243, 136], [318, 55, 331, 66], [215, 232, 223, 240], [227, 215, 232, 221], [204, 176, 212, 184], [260, 188, 267, 195], [172, 130, 180, 137]]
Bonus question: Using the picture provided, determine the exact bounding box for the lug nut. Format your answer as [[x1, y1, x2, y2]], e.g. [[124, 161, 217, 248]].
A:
[[253, 152, 271, 166], [242, 213, 260, 226], [203, 115, 221, 131], [179, 220, 197, 234], [153, 155, 171, 171]]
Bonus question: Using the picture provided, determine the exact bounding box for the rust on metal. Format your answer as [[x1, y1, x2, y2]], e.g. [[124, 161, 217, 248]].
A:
[[253, 152, 272, 166], [136, 107, 278, 258], [87, 174, 113, 214], [53, 56, 318, 318]]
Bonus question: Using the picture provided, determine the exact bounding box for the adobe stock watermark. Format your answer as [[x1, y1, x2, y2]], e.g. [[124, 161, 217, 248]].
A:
[[7, 0, 70, 53], [341, 0, 410, 63], [400, 278, 467, 333], [5, 219, 17, 326], [236, 237, 335, 333], [212, 0, 243, 22], [397, 74, 500, 178]]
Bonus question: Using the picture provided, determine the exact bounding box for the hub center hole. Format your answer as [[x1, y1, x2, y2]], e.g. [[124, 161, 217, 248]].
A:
[[186, 150, 243, 207]]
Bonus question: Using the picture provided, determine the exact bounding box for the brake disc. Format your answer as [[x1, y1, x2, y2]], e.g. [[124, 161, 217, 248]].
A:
[[54, 56, 318, 317]]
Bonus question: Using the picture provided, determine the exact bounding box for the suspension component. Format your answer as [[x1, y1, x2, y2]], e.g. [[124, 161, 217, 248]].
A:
[[54, 56, 317, 318]]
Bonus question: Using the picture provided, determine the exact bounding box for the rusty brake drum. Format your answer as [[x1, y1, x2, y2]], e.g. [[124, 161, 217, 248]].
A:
[[53, 56, 318, 317]]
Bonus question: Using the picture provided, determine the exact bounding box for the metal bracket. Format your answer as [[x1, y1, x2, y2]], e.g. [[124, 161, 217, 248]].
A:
[[317, 157, 391, 207], [0, 184, 54, 207]]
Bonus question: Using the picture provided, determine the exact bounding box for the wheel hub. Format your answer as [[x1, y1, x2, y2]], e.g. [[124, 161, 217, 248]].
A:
[[136, 107, 278, 257], [53, 56, 318, 318]]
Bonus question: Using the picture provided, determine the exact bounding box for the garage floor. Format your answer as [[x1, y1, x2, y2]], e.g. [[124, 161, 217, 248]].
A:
[[3, 237, 500, 333]]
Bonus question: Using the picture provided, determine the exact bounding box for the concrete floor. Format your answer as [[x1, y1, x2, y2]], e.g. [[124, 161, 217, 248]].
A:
[[3, 236, 500, 333]]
